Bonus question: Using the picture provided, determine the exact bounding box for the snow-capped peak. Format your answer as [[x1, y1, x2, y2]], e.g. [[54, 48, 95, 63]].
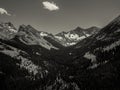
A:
[[40, 32, 48, 37], [55, 26, 99, 46]]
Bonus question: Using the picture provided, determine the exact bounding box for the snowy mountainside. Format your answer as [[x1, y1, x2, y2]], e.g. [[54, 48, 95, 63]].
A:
[[55, 26, 99, 46]]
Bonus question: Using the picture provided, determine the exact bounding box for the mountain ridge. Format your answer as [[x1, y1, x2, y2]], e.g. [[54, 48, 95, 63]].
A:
[[0, 21, 100, 47], [55, 26, 100, 46]]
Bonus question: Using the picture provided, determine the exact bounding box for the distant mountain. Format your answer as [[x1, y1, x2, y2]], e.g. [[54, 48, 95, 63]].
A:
[[15, 25, 60, 50], [0, 22, 17, 39], [0, 23, 64, 50], [0, 22, 100, 47], [55, 26, 100, 46]]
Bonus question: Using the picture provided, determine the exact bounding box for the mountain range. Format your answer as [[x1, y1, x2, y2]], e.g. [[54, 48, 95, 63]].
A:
[[55, 26, 99, 46], [0, 15, 120, 90]]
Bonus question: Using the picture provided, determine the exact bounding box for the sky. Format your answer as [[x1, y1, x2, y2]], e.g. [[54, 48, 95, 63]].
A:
[[0, 0, 120, 34]]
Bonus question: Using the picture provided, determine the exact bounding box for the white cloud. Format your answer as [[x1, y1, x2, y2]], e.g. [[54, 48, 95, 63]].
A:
[[42, 1, 59, 11], [0, 8, 11, 16]]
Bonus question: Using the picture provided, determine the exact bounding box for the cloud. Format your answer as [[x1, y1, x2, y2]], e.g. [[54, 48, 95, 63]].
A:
[[0, 8, 11, 16], [42, 1, 59, 11]]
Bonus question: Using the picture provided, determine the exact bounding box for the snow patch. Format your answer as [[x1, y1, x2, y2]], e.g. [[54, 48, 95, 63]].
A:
[[8, 26, 17, 33], [55, 36, 63, 40], [66, 42, 76, 46], [64, 33, 87, 40], [86, 34, 90, 37], [40, 32, 48, 37], [77, 36, 86, 40]]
